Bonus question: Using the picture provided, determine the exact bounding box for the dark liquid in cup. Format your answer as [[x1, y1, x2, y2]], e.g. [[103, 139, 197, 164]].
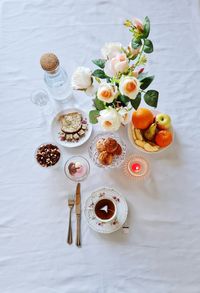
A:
[[95, 199, 115, 220]]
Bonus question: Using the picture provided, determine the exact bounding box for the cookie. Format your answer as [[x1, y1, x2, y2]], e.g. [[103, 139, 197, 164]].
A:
[[98, 151, 113, 166], [104, 138, 118, 153], [96, 139, 106, 152], [113, 143, 122, 156]]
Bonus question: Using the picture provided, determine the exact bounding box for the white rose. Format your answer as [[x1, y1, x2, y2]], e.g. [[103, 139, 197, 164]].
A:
[[104, 53, 129, 77], [98, 107, 121, 131], [119, 75, 140, 99], [118, 107, 129, 125], [85, 78, 99, 96], [101, 42, 122, 59], [71, 67, 92, 90], [97, 83, 118, 103]]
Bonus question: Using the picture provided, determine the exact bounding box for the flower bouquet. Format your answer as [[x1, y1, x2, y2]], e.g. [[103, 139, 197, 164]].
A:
[[72, 16, 159, 132]]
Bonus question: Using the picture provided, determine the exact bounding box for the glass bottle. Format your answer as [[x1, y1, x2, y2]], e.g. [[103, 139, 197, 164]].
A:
[[40, 53, 72, 102]]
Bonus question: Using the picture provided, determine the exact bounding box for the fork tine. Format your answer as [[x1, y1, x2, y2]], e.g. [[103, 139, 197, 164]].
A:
[[68, 195, 74, 207]]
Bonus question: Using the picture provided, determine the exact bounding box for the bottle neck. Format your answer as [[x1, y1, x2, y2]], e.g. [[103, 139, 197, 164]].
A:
[[45, 65, 61, 76]]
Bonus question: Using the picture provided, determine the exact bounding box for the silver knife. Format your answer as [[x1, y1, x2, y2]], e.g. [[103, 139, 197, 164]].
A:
[[75, 183, 81, 247]]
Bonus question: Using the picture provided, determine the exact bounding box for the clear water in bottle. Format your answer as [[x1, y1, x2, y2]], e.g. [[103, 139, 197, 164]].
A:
[[44, 66, 72, 102]]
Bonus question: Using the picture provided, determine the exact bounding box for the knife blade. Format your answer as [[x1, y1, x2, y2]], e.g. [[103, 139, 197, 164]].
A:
[[75, 182, 81, 215], [75, 183, 81, 247]]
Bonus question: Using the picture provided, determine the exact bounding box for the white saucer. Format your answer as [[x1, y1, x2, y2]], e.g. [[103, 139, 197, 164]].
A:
[[51, 108, 92, 148], [84, 188, 128, 234]]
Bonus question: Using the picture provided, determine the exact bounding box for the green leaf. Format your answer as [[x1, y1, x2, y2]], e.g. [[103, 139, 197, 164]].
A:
[[89, 110, 100, 124], [131, 38, 142, 49], [92, 59, 106, 69], [144, 90, 159, 107], [118, 94, 130, 106], [140, 75, 154, 90], [93, 97, 105, 111], [138, 72, 148, 80], [143, 16, 150, 38], [144, 39, 153, 53], [130, 92, 141, 110], [92, 69, 108, 79]]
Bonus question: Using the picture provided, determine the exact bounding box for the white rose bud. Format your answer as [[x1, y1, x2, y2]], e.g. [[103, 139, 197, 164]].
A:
[[98, 107, 121, 131], [71, 67, 92, 90], [119, 75, 140, 100]]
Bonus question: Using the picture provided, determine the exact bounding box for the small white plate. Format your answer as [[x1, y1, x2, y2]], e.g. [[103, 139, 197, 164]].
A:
[[128, 110, 174, 154], [84, 187, 128, 234], [51, 108, 92, 148]]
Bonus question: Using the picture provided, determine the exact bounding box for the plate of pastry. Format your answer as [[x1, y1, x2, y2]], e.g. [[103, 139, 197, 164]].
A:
[[89, 132, 126, 168], [51, 108, 92, 148]]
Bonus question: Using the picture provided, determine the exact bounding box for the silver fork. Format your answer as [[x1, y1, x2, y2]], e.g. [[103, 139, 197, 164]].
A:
[[67, 195, 74, 245]]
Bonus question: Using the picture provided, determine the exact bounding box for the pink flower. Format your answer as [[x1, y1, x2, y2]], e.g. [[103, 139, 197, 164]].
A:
[[104, 53, 129, 77], [133, 17, 144, 31]]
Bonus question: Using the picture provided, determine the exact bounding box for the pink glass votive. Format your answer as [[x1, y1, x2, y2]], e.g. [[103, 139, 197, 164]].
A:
[[123, 155, 150, 180]]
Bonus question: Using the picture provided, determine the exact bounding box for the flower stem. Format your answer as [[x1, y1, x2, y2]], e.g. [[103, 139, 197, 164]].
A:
[[133, 41, 145, 69]]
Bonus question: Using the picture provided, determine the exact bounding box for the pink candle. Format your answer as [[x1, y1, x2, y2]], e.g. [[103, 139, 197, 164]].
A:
[[131, 162, 141, 173], [123, 155, 150, 180]]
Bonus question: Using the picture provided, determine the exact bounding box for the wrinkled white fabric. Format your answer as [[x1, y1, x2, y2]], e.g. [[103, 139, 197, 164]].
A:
[[0, 0, 200, 292]]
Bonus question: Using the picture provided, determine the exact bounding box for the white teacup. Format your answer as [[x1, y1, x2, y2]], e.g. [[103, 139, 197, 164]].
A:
[[94, 198, 117, 223]]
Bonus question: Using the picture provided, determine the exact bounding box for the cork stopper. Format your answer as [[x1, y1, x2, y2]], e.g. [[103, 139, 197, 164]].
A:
[[40, 53, 59, 72]]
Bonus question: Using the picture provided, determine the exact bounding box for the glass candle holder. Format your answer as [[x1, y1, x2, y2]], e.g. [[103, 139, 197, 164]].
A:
[[123, 155, 150, 181]]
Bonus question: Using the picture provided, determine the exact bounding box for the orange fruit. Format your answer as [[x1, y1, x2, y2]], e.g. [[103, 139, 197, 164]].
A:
[[132, 108, 154, 129], [155, 130, 172, 147]]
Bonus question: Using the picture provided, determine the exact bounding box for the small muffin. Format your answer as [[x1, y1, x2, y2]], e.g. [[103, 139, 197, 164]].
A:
[[104, 138, 118, 153], [98, 151, 113, 166], [113, 143, 122, 156], [96, 138, 106, 152]]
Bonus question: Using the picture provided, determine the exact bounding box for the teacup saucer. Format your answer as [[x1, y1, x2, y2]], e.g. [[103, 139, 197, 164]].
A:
[[84, 187, 128, 234]]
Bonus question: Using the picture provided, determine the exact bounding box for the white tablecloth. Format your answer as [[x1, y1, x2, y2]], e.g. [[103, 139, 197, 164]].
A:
[[1, 0, 200, 292]]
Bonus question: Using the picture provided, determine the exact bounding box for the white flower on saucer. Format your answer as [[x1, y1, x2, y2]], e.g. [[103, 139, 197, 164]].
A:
[[104, 53, 129, 77], [119, 75, 140, 99], [101, 42, 122, 59], [98, 107, 121, 131], [71, 67, 92, 90], [118, 107, 129, 125], [97, 83, 118, 103]]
